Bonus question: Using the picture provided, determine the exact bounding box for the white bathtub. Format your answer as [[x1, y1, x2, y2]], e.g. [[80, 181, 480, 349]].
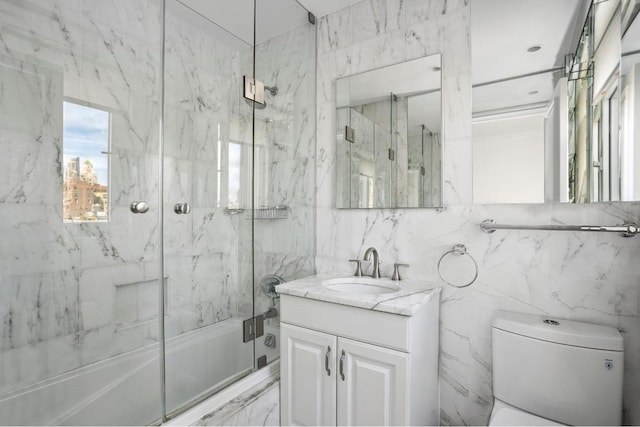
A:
[[0, 318, 280, 425]]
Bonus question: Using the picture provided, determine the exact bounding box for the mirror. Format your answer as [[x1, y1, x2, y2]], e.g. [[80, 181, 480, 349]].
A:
[[621, 0, 640, 200], [471, 0, 640, 204], [335, 53, 443, 208]]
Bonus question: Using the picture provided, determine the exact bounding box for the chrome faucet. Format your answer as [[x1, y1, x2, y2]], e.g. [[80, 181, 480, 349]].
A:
[[363, 247, 381, 278]]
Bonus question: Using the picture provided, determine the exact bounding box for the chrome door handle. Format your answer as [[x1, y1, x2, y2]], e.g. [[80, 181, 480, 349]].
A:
[[174, 202, 192, 215], [339, 350, 345, 381], [325, 346, 331, 376], [130, 201, 150, 214]]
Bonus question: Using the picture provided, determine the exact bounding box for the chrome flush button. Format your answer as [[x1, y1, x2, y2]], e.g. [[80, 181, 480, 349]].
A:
[[543, 319, 560, 326]]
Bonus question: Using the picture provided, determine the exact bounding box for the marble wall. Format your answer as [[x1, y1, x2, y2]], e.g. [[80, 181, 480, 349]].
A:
[[163, 1, 249, 340], [243, 20, 317, 324], [0, 0, 164, 401], [0, 0, 315, 423], [314, 0, 640, 425]]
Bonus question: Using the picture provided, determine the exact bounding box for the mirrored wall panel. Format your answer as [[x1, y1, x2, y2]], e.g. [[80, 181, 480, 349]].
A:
[[472, 0, 640, 204], [336, 53, 443, 208]]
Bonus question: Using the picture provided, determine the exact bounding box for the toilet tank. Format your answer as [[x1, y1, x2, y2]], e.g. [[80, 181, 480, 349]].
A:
[[492, 311, 624, 426]]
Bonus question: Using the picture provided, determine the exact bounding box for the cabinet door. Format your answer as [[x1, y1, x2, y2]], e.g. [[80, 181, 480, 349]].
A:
[[281, 323, 337, 426], [337, 338, 409, 426]]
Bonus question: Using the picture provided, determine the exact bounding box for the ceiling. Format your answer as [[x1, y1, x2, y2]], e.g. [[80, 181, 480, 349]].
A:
[[175, 0, 361, 48]]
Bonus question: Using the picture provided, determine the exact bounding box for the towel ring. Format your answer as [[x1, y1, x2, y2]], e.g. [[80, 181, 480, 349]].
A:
[[437, 244, 478, 288]]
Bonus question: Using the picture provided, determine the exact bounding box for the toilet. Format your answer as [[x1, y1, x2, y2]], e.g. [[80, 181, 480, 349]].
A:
[[488, 311, 624, 426]]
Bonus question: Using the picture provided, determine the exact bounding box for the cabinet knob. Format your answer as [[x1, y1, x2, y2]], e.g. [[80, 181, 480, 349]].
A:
[[339, 350, 346, 381]]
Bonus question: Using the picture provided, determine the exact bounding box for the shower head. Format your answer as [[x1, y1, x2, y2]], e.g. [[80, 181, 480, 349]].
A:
[[265, 85, 278, 96]]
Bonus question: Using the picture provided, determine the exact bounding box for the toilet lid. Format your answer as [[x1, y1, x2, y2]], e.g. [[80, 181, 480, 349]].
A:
[[489, 400, 564, 426]]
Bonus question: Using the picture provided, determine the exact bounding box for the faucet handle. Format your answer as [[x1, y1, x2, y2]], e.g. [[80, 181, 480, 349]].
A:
[[348, 259, 364, 277], [392, 263, 409, 281]]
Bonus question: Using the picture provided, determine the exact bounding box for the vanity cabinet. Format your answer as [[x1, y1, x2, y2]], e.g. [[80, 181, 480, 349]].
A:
[[281, 323, 408, 426], [279, 291, 439, 426]]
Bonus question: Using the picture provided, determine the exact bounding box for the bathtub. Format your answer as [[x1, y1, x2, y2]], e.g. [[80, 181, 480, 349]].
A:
[[0, 318, 280, 425]]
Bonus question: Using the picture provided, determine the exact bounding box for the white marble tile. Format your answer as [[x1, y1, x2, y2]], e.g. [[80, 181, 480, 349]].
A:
[[191, 208, 240, 254], [0, 131, 62, 205], [0, 54, 63, 137], [193, 378, 280, 427], [218, 383, 280, 426], [79, 21, 160, 97], [350, 0, 405, 45], [346, 30, 407, 76], [317, 8, 353, 55]]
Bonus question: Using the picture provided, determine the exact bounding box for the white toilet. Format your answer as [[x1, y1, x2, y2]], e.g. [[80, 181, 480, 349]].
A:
[[489, 311, 624, 426]]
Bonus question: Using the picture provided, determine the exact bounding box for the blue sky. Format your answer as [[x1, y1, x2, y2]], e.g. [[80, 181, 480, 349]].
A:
[[63, 101, 109, 185]]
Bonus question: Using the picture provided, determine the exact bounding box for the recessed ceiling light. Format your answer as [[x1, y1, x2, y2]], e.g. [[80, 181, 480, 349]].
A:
[[429, 66, 441, 72], [527, 45, 542, 53], [528, 90, 539, 95]]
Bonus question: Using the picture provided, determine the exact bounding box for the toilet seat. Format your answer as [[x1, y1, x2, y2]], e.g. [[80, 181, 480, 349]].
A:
[[489, 399, 564, 426]]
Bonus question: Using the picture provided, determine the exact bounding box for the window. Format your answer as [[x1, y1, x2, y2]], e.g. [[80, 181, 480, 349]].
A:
[[62, 101, 110, 222]]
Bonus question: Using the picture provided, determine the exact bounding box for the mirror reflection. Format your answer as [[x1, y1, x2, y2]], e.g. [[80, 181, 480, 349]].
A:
[[621, 0, 640, 200], [335, 53, 443, 208], [472, 0, 640, 204]]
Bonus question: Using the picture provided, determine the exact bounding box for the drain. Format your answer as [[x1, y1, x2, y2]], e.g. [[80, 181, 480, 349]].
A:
[[543, 319, 560, 326]]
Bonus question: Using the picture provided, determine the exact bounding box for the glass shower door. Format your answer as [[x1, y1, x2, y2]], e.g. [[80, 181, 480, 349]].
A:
[[161, 0, 257, 417], [0, 0, 164, 425]]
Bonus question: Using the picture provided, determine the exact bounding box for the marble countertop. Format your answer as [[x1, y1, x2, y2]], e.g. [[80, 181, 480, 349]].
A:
[[276, 274, 441, 316]]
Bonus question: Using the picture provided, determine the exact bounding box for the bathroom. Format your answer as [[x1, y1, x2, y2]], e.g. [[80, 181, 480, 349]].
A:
[[0, 0, 639, 425]]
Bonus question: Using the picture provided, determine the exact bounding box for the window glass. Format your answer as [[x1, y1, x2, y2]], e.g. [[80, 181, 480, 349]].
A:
[[62, 101, 110, 222]]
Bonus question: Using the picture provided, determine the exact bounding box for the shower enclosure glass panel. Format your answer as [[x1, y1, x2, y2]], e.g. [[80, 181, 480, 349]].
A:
[[162, 0, 257, 416], [0, 0, 164, 425], [0, 0, 316, 424], [251, 0, 317, 356]]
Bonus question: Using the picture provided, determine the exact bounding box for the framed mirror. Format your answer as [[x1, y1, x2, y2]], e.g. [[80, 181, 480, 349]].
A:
[[335, 53, 443, 208], [471, 0, 640, 204]]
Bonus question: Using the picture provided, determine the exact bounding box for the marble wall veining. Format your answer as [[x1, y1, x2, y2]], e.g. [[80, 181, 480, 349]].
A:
[[238, 21, 317, 325], [192, 377, 280, 427], [0, 0, 164, 400], [1, 0, 316, 422], [162, 2, 248, 341], [314, 0, 640, 425]]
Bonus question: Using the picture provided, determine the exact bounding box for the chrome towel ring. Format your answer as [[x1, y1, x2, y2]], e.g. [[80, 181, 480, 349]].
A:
[[437, 244, 478, 288]]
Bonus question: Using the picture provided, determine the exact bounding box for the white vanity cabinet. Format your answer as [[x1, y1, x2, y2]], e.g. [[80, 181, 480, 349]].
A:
[[281, 323, 408, 426], [279, 289, 440, 426]]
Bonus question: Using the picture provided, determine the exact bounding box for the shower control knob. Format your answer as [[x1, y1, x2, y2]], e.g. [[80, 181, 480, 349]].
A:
[[174, 202, 192, 215], [130, 201, 150, 214]]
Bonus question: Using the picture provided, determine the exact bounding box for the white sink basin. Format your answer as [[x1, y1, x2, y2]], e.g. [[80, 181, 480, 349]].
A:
[[322, 278, 400, 294]]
